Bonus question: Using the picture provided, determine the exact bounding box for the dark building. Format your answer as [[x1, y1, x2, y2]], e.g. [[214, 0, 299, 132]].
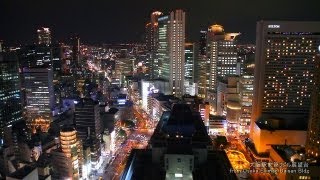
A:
[[0, 52, 23, 147], [71, 35, 80, 69], [74, 98, 102, 141], [19, 44, 52, 69], [121, 104, 236, 180], [74, 98, 102, 168], [197, 30, 207, 98]]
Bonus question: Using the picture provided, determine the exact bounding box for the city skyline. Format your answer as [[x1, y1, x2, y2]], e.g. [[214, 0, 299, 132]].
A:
[[1, 1, 320, 179], [1, 0, 320, 45]]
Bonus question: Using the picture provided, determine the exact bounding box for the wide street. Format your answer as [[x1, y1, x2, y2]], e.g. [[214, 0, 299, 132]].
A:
[[103, 102, 153, 180]]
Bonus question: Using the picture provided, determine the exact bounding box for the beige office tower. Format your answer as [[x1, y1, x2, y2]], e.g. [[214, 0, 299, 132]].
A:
[[157, 9, 185, 97]]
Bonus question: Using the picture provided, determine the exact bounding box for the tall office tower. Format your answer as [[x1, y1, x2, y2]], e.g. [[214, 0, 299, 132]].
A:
[[239, 45, 255, 135], [146, 11, 162, 79], [184, 43, 197, 95], [71, 35, 81, 68], [23, 67, 54, 133], [51, 44, 63, 77], [185, 43, 195, 82], [207, 24, 240, 91], [74, 98, 102, 168], [0, 52, 23, 147], [306, 54, 320, 158], [197, 30, 208, 98], [157, 9, 185, 96], [37, 27, 51, 45], [251, 21, 320, 139], [74, 98, 102, 140], [52, 125, 82, 179]]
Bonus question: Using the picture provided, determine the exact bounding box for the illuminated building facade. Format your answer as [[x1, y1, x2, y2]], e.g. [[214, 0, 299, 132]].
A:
[[23, 68, 54, 129], [146, 11, 162, 79], [37, 27, 51, 45], [0, 52, 23, 147], [52, 125, 83, 179], [184, 43, 195, 82], [239, 46, 255, 135], [59, 126, 80, 179], [184, 43, 197, 95], [239, 75, 254, 135], [251, 21, 320, 140], [216, 76, 241, 127], [306, 54, 320, 158], [207, 24, 240, 91], [157, 9, 185, 96]]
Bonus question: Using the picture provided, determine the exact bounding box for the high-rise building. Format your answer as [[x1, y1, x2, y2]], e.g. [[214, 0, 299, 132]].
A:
[[157, 9, 185, 96], [239, 45, 255, 135], [37, 27, 51, 45], [0, 52, 23, 147], [185, 43, 195, 82], [74, 98, 102, 141], [207, 24, 240, 91], [197, 30, 208, 98], [19, 44, 52, 69], [251, 21, 320, 140], [71, 35, 81, 69], [74, 98, 102, 169], [145, 11, 162, 79], [23, 67, 54, 133], [306, 54, 320, 158], [184, 43, 197, 95]]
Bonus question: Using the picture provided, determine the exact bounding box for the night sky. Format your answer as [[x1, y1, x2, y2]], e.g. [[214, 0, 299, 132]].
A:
[[1, 0, 320, 45]]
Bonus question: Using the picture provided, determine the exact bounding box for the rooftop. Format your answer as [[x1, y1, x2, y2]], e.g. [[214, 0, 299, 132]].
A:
[[256, 113, 308, 131], [121, 149, 237, 180], [8, 165, 37, 179]]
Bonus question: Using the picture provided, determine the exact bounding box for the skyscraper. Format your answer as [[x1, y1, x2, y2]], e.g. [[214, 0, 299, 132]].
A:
[[19, 44, 52, 69], [37, 27, 51, 45], [74, 98, 102, 169], [184, 43, 195, 82], [206, 24, 240, 91], [146, 11, 162, 79], [184, 43, 197, 95], [251, 21, 320, 138], [157, 9, 185, 96], [23, 67, 54, 132], [306, 54, 320, 158], [197, 30, 208, 98], [74, 98, 102, 141], [0, 52, 23, 146], [71, 35, 81, 69]]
